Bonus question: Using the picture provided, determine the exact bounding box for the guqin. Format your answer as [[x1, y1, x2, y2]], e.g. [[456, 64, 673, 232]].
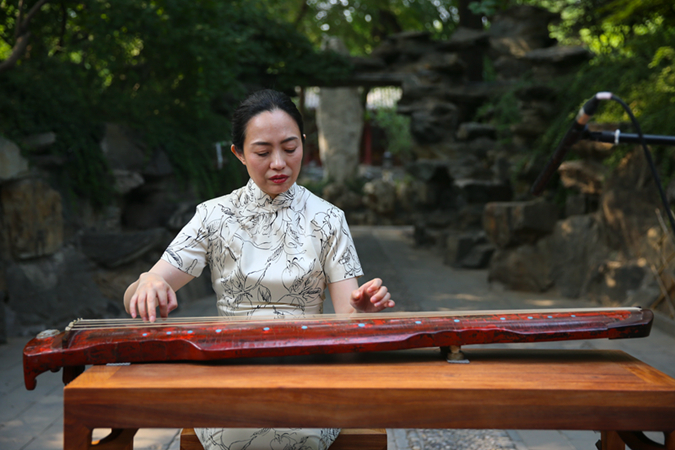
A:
[[23, 307, 653, 390]]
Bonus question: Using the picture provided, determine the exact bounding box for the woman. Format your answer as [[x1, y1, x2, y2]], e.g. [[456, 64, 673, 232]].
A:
[[124, 89, 394, 450]]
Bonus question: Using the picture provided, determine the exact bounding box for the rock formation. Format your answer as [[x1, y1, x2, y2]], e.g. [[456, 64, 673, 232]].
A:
[[341, 4, 591, 271], [337, 5, 664, 313], [0, 124, 215, 340]]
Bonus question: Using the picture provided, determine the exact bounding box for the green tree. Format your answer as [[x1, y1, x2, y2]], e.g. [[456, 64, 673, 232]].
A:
[[466, 0, 675, 185], [0, 0, 350, 205], [261, 0, 460, 55]]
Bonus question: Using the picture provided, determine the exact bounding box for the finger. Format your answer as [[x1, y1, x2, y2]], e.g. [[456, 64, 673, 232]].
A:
[[370, 286, 389, 303], [157, 289, 169, 319], [375, 301, 394, 312], [129, 294, 138, 318], [372, 292, 392, 309], [366, 278, 382, 293], [377, 292, 391, 305], [167, 289, 178, 313], [147, 295, 158, 323], [137, 291, 148, 322]]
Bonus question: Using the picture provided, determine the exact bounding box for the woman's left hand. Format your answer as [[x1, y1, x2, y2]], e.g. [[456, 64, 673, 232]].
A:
[[350, 278, 395, 313]]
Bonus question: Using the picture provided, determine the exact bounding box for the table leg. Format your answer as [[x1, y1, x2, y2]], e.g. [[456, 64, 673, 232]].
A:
[[601, 431, 625, 450], [64, 416, 93, 450], [612, 431, 675, 450], [64, 420, 137, 450], [92, 429, 138, 450]]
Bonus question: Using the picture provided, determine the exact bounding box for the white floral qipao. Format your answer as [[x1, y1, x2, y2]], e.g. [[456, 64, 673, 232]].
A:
[[162, 179, 363, 317], [160, 179, 363, 450]]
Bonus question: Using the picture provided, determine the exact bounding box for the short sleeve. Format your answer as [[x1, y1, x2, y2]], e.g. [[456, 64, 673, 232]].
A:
[[161, 205, 209, 278], [322, 210, 364, 284]]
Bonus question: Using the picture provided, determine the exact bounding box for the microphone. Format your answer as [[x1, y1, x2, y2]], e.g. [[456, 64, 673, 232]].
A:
[[530, 92, 613, 196]]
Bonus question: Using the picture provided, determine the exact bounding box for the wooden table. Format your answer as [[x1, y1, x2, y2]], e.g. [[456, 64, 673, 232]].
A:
[[63, 349, 675, 450]]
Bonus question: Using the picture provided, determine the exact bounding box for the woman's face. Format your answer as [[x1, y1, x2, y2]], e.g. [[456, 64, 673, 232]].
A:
[[231, 109, 303, 198]]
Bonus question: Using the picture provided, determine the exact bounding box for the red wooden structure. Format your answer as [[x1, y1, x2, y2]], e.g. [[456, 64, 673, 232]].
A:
[[24, 307, 653, 390]]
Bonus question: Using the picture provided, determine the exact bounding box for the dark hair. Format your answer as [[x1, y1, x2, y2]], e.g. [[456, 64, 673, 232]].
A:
[[231, 89, 305, 153]]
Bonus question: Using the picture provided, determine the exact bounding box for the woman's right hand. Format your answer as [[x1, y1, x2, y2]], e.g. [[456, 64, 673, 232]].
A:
[[124, 260, 195, 322], [129, 272, 178, 322]]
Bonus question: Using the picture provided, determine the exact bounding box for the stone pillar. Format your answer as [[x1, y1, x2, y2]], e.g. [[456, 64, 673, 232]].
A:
[[316, 38, 363, 184], [1, 178, 63, 259]]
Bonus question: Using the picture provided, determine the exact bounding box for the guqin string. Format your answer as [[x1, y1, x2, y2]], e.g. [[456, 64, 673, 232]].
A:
[[24, 306, 654, 390]]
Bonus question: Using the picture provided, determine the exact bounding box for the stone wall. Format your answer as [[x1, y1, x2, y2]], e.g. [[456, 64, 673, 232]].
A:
[[0, 125, 216, 340], [483, 148, 663, 307], [341, 5, 591, 263], [339, 5, 666, 313]]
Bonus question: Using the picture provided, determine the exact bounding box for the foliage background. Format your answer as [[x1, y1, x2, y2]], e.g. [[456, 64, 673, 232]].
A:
[[0, 0, 351, 206], [2, 0, 675, 205], [470, 0, 675, 189]]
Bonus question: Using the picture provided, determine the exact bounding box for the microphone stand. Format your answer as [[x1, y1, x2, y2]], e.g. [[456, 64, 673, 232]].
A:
[[584, 129, 675, 147], [530, 92, 675, 234]]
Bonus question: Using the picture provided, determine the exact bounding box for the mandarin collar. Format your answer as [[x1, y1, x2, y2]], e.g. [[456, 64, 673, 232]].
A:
[[244, 179, 297, 212]]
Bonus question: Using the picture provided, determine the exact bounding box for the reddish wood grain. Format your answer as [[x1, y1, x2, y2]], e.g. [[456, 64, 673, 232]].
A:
[[25, 308, 653, 390], [62, 349, 675, 431]]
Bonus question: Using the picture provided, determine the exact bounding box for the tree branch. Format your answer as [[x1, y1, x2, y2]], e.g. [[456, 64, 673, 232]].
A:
[[293, 1, 309, 28], [57, 0, 66, 51], [18, 0, 50, 36], [2, 0, 51, 73], [0, 32, 31, 74], [15, 0, 25, 39]]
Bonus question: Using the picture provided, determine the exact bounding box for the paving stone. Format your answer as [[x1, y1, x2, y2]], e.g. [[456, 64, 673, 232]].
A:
[[407, 428, 517, 450], [0, 375, 61, 423], [512, 430, 576, 450], [133, 428, 182, 450], [559, 430, 600, 450], [20, 414, 63, 450], [0, 386, 63, 450], [0, 364, 26, 396]]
